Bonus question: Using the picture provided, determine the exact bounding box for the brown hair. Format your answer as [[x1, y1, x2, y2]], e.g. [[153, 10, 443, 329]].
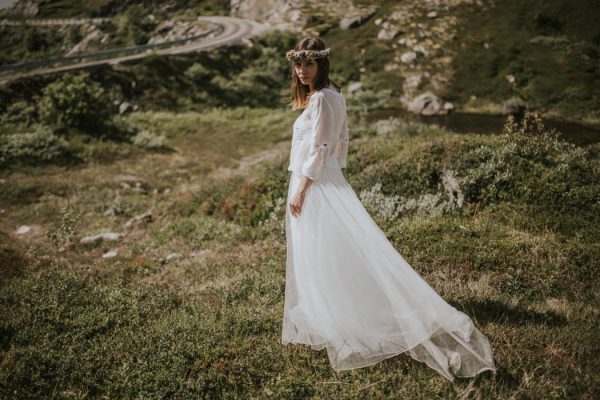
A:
[[287, 36, 341, 110]]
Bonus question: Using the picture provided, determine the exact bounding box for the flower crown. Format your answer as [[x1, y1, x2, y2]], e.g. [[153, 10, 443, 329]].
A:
[[286, 48, 331, 62]]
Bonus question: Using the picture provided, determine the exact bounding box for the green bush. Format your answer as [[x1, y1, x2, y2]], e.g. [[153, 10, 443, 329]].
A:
[[352, 112, 600, 226], [37, 73, 113, 134], [0, 100, 37, 126], [0, 127, 77, 168]]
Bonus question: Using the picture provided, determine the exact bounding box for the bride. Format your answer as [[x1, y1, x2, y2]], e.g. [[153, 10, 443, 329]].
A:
[[281, 36, 496, 382]]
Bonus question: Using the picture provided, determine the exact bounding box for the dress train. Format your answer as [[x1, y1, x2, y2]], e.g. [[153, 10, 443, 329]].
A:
[[282, 166, 496, 382]]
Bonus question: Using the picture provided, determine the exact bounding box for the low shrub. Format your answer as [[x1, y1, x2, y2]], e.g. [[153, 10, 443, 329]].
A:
[[0, 126, 78, 168]]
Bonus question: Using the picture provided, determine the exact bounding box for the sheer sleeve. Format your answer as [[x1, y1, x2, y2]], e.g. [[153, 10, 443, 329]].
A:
[[336, 96, 349, 169], [301, 93, 336, 181]]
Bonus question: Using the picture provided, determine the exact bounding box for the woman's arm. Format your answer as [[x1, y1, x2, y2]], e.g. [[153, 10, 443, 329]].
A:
[[290, 176, 312, 218]]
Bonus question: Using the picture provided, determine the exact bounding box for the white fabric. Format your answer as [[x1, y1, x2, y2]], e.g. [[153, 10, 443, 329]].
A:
[[282, 88, 496, 382], [287, 88, 349, 180]]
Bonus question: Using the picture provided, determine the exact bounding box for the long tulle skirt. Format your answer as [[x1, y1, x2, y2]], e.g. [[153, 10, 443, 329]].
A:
[[281, 166, 496, 382]]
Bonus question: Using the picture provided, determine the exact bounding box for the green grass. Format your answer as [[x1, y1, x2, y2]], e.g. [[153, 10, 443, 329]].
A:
[[1, 109, 599, 398], [447, 0, 600, 124]]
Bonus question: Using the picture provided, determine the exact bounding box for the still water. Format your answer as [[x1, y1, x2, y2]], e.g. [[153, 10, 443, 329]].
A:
[[367, 108, 600, 146]]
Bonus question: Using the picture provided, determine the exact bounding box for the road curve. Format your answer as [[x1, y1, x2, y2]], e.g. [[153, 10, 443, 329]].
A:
[[0, 16, 273, 85]]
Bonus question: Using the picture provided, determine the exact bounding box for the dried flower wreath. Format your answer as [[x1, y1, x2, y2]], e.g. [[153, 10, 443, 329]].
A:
[[286, 48, 331, 62]]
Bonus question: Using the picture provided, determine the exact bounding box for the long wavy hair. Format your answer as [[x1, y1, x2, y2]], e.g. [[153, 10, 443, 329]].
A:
[[287, 37, 341, 110]]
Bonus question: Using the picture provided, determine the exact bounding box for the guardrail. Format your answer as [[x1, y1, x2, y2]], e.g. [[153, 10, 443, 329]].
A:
[[0, 18, 109, 26], [0, 24, 223, 74]]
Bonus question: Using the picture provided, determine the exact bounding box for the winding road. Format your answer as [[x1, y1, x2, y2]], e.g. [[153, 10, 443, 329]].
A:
[[0, 16, 274, 84]]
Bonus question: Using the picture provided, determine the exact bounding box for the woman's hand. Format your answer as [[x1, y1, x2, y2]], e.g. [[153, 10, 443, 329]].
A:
[[289, 189, 306, 218], [290, 176, 313, 217]]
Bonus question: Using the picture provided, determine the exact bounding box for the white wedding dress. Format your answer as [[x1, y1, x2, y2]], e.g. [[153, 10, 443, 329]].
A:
[[281, 87, 496, 382]]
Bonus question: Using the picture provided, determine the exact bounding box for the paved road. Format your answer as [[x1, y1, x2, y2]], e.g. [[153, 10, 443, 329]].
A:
[[0, 16, 273, 85]]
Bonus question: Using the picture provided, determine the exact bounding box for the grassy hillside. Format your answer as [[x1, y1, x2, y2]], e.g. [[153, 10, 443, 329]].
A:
[[447, 0, 599, 124], [0, 0, 598, 397], [1, 110, 599, 398]]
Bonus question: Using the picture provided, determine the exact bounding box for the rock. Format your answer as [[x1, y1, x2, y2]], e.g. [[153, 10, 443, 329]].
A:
[[16, 225, 31, 235], [404, 74, 422, 90], [80, 232, 124, 244], [155, 20, 174, 34], [413, 44, 429, 57], [378, 28, 401, 41], [115, 175, 151, 194], [102, 249, 118, 258], [340, 9, 376, 30], [347, 81, 363, 94], [119, 102, 133, 115], [161, 252, 181, 264], [389, 11, 408, 23], [1, 0, 39, 17], [374, 18, 383, 26], [427, 11, 438, 19], [502, 97, 527, 116], [230, 0, 305, 28], [124, 211, 153, 228], [443, 102, 454, 111], [103, 207, 125, 217], [407, 92, 444, 116], [431, 79, 448, 92], [400, 51, 417, 64], [506, 74, 515, 84], [66, 29, 104, 56], [399, 38, 417, 47]]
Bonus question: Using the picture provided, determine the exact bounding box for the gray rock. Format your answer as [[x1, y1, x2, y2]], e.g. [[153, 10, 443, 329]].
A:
[[407, 92, 444, 116], [124, 211, 153, 228], [119, 101, 132, 115], [377, 21, 402, 40], [16, 225, 31, 235], [347, 81, 363, 94], [404, 74, 422, 90], [102, 249, 118, 258], [443, 102, 454, 111], [340, 15, 360, 30], [400, 51, 417, 64], [81, 232, 124, 244]]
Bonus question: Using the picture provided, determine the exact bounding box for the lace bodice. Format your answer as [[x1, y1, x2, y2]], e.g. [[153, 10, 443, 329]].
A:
[[287, 87, 350, 180]]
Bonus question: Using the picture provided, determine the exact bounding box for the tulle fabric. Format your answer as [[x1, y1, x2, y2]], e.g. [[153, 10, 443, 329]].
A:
[[282, 166, 496, 382]]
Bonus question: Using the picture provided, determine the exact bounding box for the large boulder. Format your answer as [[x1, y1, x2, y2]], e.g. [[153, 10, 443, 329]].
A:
[[407, 91, 445, 115]]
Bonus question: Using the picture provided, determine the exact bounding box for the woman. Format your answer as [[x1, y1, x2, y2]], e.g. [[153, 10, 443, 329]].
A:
[[281, 37, 496, 382]]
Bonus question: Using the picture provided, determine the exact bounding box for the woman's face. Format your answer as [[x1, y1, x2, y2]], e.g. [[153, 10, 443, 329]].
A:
[[294, 59, 318, 86]]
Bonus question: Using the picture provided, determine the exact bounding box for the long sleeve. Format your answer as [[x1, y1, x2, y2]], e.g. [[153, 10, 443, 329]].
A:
[[336, 96, 349, 169], [301, 93, 336, 181]]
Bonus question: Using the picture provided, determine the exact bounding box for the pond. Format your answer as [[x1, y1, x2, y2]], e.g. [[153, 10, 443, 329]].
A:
[[366, 108, 600, 146]]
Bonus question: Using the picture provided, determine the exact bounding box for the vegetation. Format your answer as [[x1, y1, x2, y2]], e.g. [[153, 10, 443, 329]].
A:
[[0, 0, 598, 397], [37, 73, 113, 134], [1, 109, 598, 398]]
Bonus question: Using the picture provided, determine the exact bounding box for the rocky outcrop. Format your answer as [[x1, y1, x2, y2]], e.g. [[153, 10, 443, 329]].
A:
[[0, 0, 45, 17], [148, 19, 213, 45], [230, 0, 376, 33], [230, 0, 305, 31], [339, 7, 376, 30]]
